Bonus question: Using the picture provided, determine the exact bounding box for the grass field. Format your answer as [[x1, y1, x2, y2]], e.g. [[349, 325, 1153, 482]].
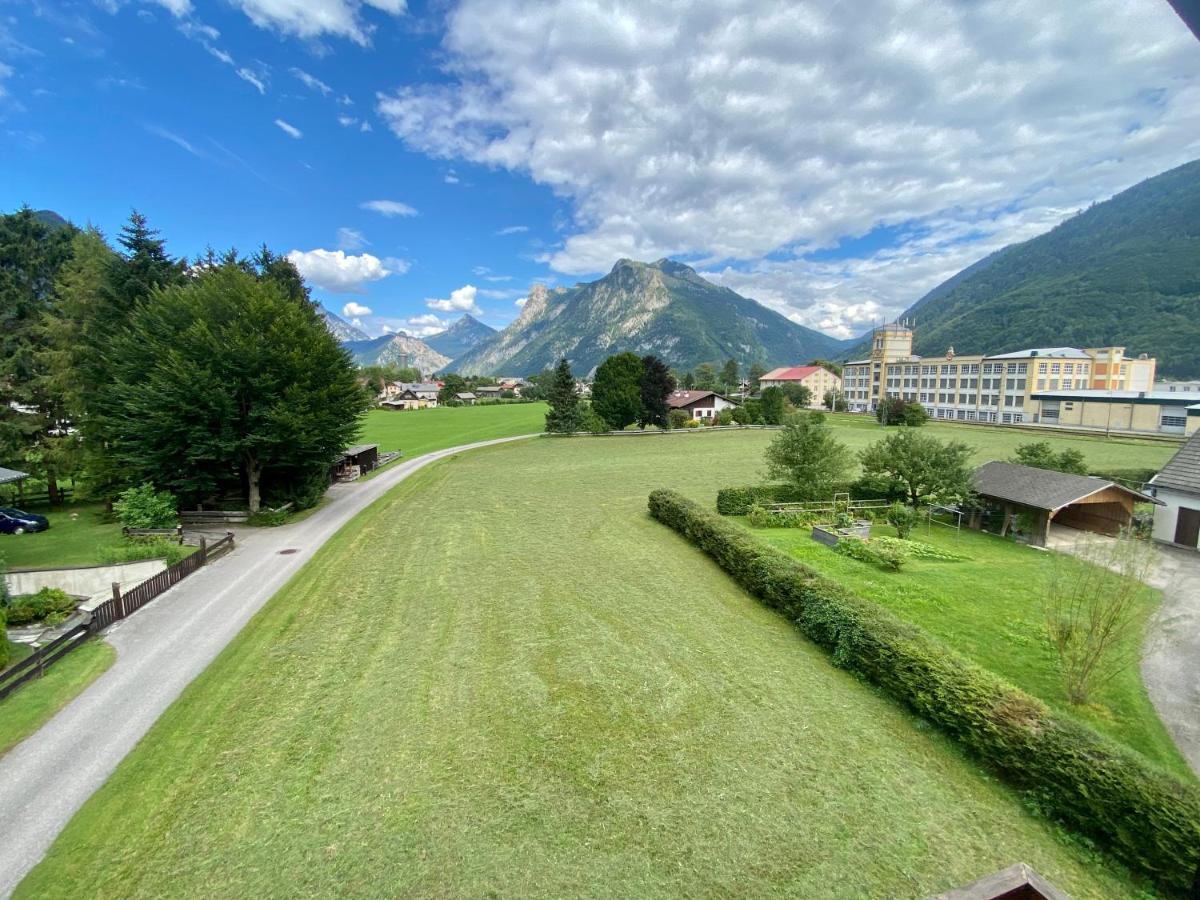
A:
[[747, 520, 1191, 779], [0, 641, 116, 758], [19, 432, 1151, 899], [357, 402, 548, 459]]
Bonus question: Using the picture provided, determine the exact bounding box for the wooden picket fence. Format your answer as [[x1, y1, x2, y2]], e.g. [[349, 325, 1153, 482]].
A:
[[0, 532, 235, 701]]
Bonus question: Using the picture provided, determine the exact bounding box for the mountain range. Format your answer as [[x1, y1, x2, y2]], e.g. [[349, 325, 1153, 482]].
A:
[[341, 332, 453, 372], [423, 314, 496, 360], [451, 258, 850, 376], [854, 158, 1200, 377], [319, 307, 370, 342]]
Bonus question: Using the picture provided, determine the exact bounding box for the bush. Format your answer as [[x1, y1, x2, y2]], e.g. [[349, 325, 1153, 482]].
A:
[[715, 408, 734, 426], [730, 406, 751, 425], [579, 407, 611, 434], [746, 503, 817, 528], [99, 538, 192, 567], [647, 488, 1200, 892], [833, 536, 907, 570], [113, 483, 178, 529], [885, 502, 920, 538], [716, 481, 888, 516], [6, 587, 76, 626], [873, 536, 969, 561], [667, 409, 691, 430], [0, 606, 7, 670]]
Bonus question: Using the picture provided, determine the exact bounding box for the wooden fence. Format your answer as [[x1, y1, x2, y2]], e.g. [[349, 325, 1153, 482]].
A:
[[0, 532, 235, 701]]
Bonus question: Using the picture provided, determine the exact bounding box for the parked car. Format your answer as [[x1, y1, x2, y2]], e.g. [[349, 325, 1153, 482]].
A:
[[0, 507, 50, 535]]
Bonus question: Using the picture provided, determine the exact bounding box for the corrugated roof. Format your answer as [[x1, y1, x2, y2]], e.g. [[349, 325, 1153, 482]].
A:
[[971, 461, 1149, 512], [761, 366, 825, 381], [1151, 431, 1200, 494], [0, 466, 28, 485], [987, 347, 1091, 360], [342, 444, 378, 457]]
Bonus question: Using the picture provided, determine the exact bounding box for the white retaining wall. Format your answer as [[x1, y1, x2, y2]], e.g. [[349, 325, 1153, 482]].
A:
[[5, 559, 168, 598]]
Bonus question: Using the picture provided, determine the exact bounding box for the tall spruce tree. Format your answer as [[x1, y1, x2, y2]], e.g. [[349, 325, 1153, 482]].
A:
[[544, 357, 581, 433], [110, 211, 185, 305], [638, 355, 675, 429]]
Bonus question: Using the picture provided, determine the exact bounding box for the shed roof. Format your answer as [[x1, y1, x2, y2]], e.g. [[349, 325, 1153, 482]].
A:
[[1151, 431, 1200, 495], [342, 443, 379, 458], [456, 392, 477, 400], [971, 461, 1151, 512], [0, 466, 29, 485]]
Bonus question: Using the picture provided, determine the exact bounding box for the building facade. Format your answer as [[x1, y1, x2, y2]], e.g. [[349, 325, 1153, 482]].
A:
[[758, 366, 842, 407], [1148, 431, 1200, 550], [842, 324, 1167, 430], [666, 390, 738, 422]]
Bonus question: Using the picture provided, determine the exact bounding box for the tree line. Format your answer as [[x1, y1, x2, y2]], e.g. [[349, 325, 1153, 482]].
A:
[[0, 207, 368, 513]]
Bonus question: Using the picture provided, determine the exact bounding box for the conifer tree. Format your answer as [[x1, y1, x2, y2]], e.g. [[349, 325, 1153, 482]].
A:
[[544, 357, 581, 433], [638, 355, 675, 429]]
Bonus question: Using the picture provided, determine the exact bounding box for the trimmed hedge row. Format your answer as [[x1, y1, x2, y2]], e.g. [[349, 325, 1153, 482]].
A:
[[715, 483, 809, 515], [648, 488, 1200, 893]]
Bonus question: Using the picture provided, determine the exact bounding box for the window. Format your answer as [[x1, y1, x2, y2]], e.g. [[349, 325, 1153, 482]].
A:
[[1037, 362, 1047, 373], [1062, 378, 1073, 390], [1006, 363, 1017, 373], [1051, 363, 1061, 374], [1162, 415, 1187, 429], [1017, 363, 1027, 374], [1037, 379, 1046, 390], [1064, 363, 1074, 374]]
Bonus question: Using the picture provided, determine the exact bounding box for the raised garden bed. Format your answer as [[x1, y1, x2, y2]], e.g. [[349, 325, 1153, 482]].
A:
[[811, 521, 872, 547]]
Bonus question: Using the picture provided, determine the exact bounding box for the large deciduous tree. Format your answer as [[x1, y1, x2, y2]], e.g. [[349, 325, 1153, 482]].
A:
[[763, 411, 851, 500], [637, 355, 675, 429], [1012, 441, 1088, 476], [859, 430, 974, 507], [99, 263, 368, 512], [592, 352, 644, 430], [759, 386, 786, 425], [544, 357, 581, 433]]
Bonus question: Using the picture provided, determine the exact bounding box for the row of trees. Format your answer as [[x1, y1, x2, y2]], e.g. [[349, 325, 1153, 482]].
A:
[[543, 353, 676, 433], [0, 207, 368, 513]]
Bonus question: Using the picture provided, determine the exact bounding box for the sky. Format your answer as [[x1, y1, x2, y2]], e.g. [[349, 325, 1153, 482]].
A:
[[1, 0, 1197, 341]]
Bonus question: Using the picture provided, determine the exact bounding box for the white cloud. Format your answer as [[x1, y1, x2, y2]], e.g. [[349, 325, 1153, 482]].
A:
[[150, 0, 192, 15], [514, 296, 528, 308], [444, 171, 459, 183], [290, 67, 331, 96], [342, 301, 372, 317], [274, 118, 302, 139], [338, 114, 358, 127], [360, 199, 417, 217], [338, 94, 354, 106], [336, 226, 368, 250], [287, 248, 398, 293], [426, 284, 483, 315], [360, 120, 372, 132], [226, 0, 407, 45], [377, 0, 1200, 333], [145, 124, 206, 158], [495, 224, 528, 235], [478, 287, 523, 300], [237, 67, 266, 94]]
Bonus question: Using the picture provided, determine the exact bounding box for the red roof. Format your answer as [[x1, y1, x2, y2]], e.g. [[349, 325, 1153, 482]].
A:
[[761, 366, 824, 381]]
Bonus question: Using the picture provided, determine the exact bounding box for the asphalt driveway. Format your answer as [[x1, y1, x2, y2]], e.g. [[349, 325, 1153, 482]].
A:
[[0, 435, 532, 898]]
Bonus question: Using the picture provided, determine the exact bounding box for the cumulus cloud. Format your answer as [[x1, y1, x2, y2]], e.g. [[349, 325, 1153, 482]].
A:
[[343, 301, 372, 317], [226, 0, 407, 45], [287, 248, 397, 293], [426, 284, 483, 315], [360, 198, 417, 217], [274, 118, 302, 139], [378, 0, 1200, 332]]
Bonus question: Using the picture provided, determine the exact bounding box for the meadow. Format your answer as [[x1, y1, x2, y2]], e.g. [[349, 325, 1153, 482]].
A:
[[357, 402, 549, 458], [18, 431, 1155, 899]]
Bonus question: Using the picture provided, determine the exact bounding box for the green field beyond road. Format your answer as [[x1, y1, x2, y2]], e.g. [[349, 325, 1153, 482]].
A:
[[357, 403, 548, 458], [20, 432, 1150, 898]]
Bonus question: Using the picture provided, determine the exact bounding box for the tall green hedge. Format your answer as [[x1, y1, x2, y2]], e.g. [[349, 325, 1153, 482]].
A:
[[648, 488, 1200, 893]]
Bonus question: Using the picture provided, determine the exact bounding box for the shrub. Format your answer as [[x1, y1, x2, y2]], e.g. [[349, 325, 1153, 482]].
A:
[[730, 406, 751, 425], [6, 587, 76, 626], [885, 502, 920, 538], [113, 483, 178, 529], [0, 606, 7, 670], [747, 504, 817, 528], [833, 536, 907, 570], [716, 484, 808, 515], [667, 409, 691, 430], [248, 507, 291, 527], [646, 488, 1200, 892], [579, 407, 611, 434], [715, 408, 734, 426], [873, 536, 969, 561], [99, 538, 192, 567]]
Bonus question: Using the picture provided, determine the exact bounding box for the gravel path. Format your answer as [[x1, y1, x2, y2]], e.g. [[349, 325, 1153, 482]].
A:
[[1139, 544, 1200, 776], [0, 436, 531, 898]]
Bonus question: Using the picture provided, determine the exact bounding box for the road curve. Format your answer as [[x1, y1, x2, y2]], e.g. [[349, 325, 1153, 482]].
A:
[[0, 435, 533, 898]]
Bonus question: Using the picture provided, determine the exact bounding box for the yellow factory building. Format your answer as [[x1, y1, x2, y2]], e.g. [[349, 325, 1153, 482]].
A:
[[841, 324, 1194, 435]]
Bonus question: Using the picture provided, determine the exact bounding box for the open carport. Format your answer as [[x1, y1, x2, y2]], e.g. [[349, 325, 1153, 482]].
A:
[[969, 461, 1157, 547]]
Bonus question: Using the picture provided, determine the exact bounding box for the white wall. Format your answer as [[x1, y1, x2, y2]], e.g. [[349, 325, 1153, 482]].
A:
[[1151, 486, 1200, 547], [5, 559, 168, 598]]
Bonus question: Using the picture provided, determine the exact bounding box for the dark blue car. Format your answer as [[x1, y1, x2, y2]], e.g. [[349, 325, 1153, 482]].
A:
[[0, 507, 50, 535]]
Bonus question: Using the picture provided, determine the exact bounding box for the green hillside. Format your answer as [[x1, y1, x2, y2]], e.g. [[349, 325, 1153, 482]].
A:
[[874, 160, 1200, 376], [452, 259, 851, 375]]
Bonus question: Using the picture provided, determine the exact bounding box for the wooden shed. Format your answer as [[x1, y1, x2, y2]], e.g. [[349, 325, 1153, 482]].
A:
[[969, 461, 1156, 547], [333, 444, 380, 481]]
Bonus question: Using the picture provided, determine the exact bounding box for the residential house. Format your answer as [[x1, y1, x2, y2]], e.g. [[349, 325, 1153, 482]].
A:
[[475, 386, 504, 400], [1147, 430, 1200, 550], [666, 390, 738, 422], [758, 365, 842, 407], [456, 392, 477, 405]]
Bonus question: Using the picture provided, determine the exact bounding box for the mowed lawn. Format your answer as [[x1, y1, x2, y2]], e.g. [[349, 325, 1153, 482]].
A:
[[749, 522, 1191, 779], [20, 432, 1147, 898], [0, 503, 127, 570], [357, 402, 548, 459]]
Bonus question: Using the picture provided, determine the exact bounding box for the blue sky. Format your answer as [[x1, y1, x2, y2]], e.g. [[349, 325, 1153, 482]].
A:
[[2, 0, 1198, 340]]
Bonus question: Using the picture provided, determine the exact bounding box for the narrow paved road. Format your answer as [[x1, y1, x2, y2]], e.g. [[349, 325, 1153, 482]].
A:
[[0, 436, 532, 898]]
